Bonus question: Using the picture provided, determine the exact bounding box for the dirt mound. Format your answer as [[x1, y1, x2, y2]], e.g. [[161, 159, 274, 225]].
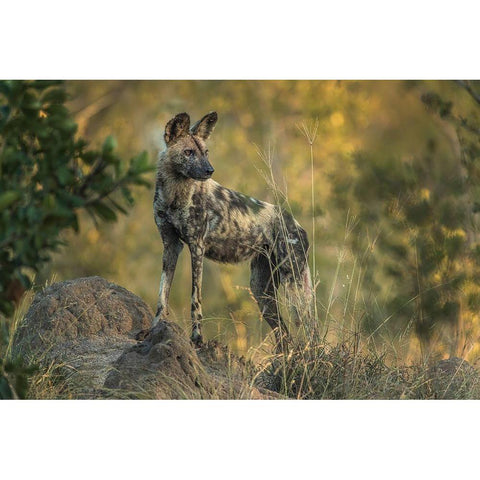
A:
[[105, 321, 273, 399], [104, 320, 216, 398], [12, 277, 152, 395], [14, 276, 152, 354], [13, 277, 272, 399]]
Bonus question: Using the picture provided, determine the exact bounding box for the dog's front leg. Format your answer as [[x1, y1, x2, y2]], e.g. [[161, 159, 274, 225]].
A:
[[154, 232, 183, 325], [189, 242, 205, 346]]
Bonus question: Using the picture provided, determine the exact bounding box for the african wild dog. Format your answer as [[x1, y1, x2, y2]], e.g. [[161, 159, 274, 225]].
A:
[[152, 112, 313, 349]]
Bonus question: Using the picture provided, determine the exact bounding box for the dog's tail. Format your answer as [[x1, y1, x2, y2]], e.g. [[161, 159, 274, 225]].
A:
[[273, 209, 314, 325]]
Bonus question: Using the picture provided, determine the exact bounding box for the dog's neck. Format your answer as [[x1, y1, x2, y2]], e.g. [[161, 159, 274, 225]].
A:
[[155, 164, 196, 210]]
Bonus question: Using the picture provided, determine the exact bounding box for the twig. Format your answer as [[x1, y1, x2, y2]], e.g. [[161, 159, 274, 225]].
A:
[[455, 80, 480, 106]]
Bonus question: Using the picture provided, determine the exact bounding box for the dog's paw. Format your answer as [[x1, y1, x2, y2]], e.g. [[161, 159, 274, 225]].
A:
[[152, 312, 165, 327], [190, 329, 203, 348], [135, 329, 151, 341]]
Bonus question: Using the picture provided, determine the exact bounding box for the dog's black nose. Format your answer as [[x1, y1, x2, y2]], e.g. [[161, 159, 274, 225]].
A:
[[206, 166, 214, 175]]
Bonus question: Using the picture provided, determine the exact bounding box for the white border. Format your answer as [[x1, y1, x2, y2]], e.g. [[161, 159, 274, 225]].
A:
[[1, 400, 480, 479], [1, 1, 480, 478], [1, 1, 479, 79]]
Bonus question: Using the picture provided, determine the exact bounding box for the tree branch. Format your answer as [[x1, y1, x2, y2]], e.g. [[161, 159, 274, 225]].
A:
[[76, 158, 107, 196], [83, 177, 129, 207], [71, 83, 130, 137], [455, 80, 480, 106]]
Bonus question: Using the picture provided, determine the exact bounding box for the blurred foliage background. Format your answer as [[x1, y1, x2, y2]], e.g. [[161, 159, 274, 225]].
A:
[[19, 80, 480, 363], [0, 80, 155, 396]]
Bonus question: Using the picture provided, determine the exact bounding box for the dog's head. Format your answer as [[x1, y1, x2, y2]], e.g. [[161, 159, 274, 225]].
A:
[[163, 112, 218, 181]]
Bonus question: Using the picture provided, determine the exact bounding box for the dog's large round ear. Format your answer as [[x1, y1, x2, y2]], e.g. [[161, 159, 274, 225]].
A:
[[164, 112, 191, 145], [190, 111, 218, 140]]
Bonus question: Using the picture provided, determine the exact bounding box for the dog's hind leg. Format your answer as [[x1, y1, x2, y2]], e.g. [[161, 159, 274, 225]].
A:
[[189, 242, 205, 346], [250, 253, 289, 353]]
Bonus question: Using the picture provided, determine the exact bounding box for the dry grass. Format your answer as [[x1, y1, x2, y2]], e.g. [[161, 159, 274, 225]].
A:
[[251, 332, 480, 399], [246, 135, 480, 400], [5, 294, 480, 400]]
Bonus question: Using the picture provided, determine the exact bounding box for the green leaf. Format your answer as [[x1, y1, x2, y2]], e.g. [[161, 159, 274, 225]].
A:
[[31, 80, 64, 90], [57, 166, 73, 186], [108, 198, 128, 215], [0, 105, 10, 124], [102, 135, 117, 153], [121, 186, 134, 205], [0, 80, 14, 98], [71, 214, 79, 233], [131, 150, 150, 171], [91, 202, 118, 222], [59, 119, 78, 133], [21, 90, 42, 111], [0, 190, 21, 210], [41, 87, 68, 104]]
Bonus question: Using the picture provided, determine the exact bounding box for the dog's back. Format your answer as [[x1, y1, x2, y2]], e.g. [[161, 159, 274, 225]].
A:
[[197, 180, 277, 263]]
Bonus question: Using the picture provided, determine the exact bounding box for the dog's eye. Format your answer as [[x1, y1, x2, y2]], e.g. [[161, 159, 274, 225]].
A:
[[184, 149, 194, 157]]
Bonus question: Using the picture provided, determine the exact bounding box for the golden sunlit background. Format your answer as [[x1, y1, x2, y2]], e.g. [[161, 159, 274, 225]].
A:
[[34, 80, 480, 363]]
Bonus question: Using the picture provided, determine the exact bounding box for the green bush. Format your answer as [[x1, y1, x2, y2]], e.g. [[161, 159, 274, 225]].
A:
[[0, 80, 154, 316], [0, 80, 154, 397]]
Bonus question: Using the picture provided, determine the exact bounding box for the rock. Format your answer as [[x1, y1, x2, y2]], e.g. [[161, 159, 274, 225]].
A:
[[104, 323, 276, 399], [428, 357, 480, 399], [104, 320, 217, 399], [13, 276, 274, 399], [12, 276, 153, 396]]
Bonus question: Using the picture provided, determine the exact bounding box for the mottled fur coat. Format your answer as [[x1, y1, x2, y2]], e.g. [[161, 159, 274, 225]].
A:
[[153, 112, 312, 349]]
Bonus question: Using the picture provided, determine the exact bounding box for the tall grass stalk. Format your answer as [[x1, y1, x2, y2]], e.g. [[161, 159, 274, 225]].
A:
[[248, 130, 472, 399], [298, 119, 319, 298]]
